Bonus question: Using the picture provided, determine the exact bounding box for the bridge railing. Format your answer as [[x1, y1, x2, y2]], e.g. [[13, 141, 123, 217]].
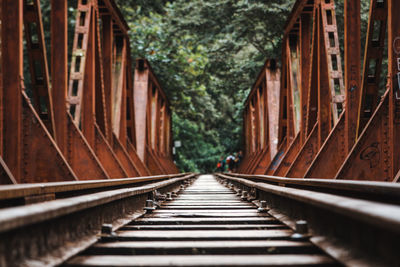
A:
[[239, 0, 400, 182], [0, 0, 178, 184]]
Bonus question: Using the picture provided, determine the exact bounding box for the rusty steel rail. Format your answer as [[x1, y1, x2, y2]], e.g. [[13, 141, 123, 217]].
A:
[[222, 173, 400, 205], [0, 173, 195, 266], [216, 173, 400, 266], [0, 173, 190, 208]]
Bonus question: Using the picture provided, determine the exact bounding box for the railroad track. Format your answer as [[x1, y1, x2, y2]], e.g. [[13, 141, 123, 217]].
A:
[[1, 174, 400, 266], [64, 175, 339, 266]]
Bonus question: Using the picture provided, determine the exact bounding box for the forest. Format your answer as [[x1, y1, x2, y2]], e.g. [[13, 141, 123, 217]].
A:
[[36, 0, 372, 173], [116, 0, 295, 173]]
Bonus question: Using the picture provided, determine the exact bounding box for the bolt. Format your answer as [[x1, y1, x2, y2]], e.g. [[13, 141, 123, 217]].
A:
[[100, 223, 115, 241], [241, 191, 248, 200], [172, 191, 178, 198], [144, 199, 155, 213], [166, 192, 173, 201], [290, 220, 310, 241], [180, 184, 185, 191], [236, 189, 242, 196], [257, 200, 269, 213], [101, 224, 113, 235]]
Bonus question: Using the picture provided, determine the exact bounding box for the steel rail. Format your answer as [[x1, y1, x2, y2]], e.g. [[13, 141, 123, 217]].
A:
[[0, 173, 195, 266], [0, 173, 189, 206], [216, 173, 400, 266], [223, 172, 400, 204]]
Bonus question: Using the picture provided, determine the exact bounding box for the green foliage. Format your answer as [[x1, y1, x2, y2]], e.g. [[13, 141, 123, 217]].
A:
[[115, 0, 293, 172]]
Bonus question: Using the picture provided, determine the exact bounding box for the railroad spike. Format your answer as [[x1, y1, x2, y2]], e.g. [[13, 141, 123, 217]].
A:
[[257, 200, 269, 213], [241, 190, 249, 201], [144, 199, 156, 213], [290, 220, 310, 241], [236, 188, 242, 196], [166, 192, 173, 201]]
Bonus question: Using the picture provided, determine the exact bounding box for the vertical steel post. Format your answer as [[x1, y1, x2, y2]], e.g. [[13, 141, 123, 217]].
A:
[[2, 0, 23, 179], [317, 5, 332, 148], [82, 8, 95, 147], [388, 0, 400, 179], [51, 0, 68, 154], [344, 0, 361, 152], [102, 16, 113, 146], [300, 14, 311, 145], [134, 59, 149, 161]]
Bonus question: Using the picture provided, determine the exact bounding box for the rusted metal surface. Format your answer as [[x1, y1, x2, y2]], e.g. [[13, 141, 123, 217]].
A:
[[0, 0, 178, 184], [218, 173, 400, 266], [334, 0, 398, 181], [24, 0, 55, 136], [240, 0, 400, 181], [220, 172, 400, 204], [0, 173, 190, 206], [239, 60, 280, 174], [357, 0, 387, 137], [0, 173, 194, 266], [134, 59, 178, 175], [241, 0, 345, 177]]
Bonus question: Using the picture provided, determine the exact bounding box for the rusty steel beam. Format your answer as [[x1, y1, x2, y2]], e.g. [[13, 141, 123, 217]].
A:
[[0, 0, 159, 184], [357, 0, 387, 138], [20, 92, 78, 183], [134, 59, 149, 162], [300, 13, 311, 145], [239, 60, 280, 174], [304, 0, 361, 178], [82, 4, 96, 147], [388, 0, 400, 181], [94, 8, 108, 141], [280, 1, 344, 178], [344, 0, 361, 152], [269, 29, 308, 175], [266, 62, 281, 158], [51, 0, 68, 154], [98, 0, 129, 36], [101, 15, 113, 144], [48, 1, 109, 181], [23, 0, 55, 137], [133, 59, 178, 175], [3, 0, 78, 183], [332, 0, 400, 182], [2, 0, 23, 180], [66, 1, 147, 178], [0, 157, 16, 185]]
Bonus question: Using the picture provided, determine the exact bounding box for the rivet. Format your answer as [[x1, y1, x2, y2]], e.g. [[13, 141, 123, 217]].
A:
[[144, 199, 155, 213], [101, 224, 113, 235], [241, 191, 248, 200], [290, 220, 310, 241], [257, 200, 269, 212], [236, 189, 242, 196], [166, 192, 173, 201]]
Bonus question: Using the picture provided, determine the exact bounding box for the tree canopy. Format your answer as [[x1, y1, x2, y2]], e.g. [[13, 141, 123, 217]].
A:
[[115, 0, 294, 173]]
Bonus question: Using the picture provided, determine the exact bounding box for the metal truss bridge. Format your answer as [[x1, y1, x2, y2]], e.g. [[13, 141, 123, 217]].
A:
[[0, 0, 399, 266]]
